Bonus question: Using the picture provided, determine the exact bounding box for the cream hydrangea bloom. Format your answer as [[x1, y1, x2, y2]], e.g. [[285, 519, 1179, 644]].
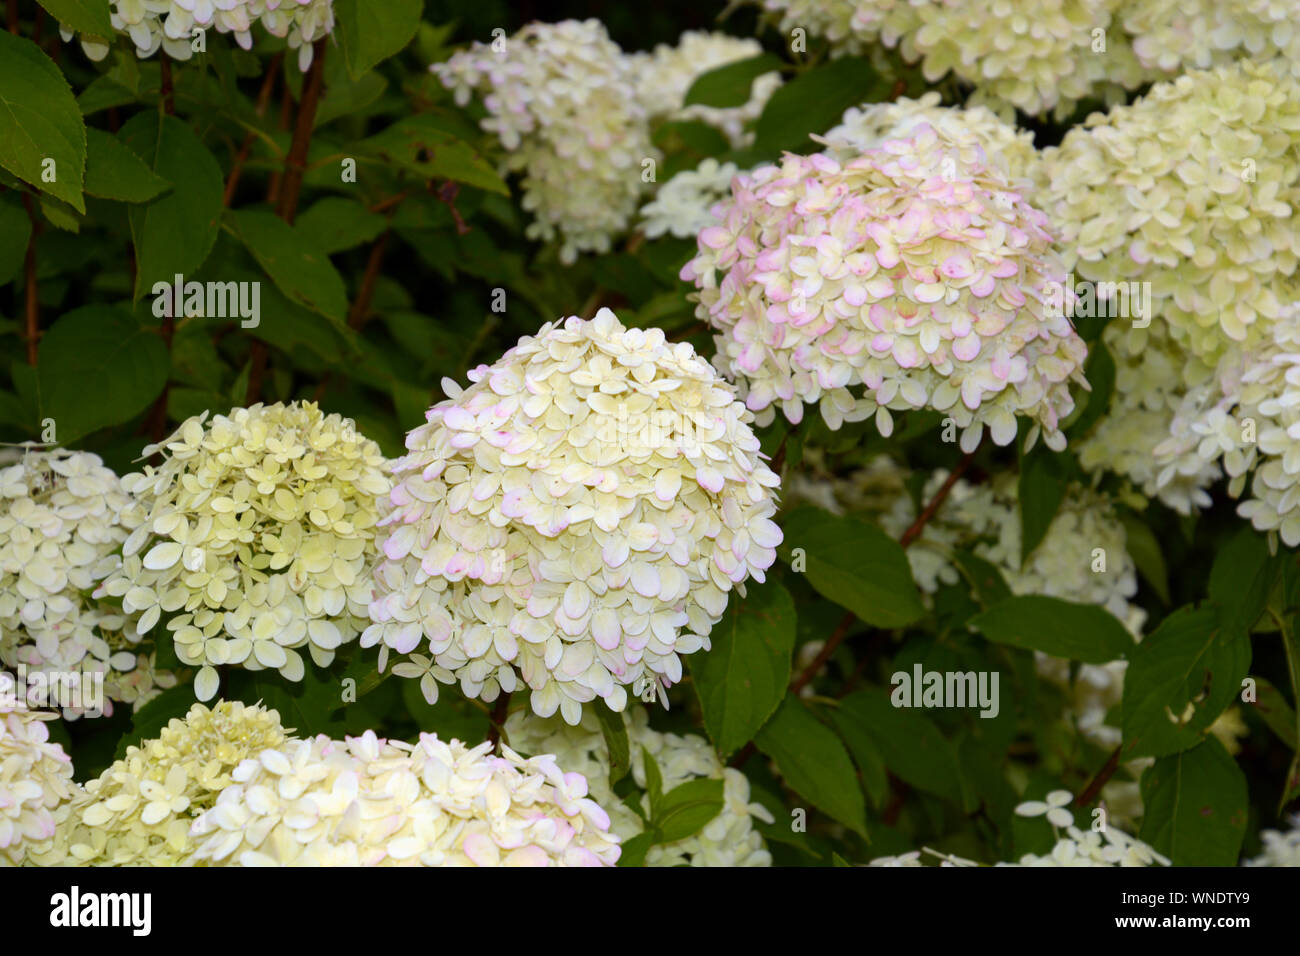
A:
[[1123, 0, 1300, 79], [0, 448, 175, 718], [631, 31, 782, 147], [682, 124, 1088, 452], [759, 0, 920, 53], [639, 159, 741, 240], [61, 0, 333, 68], [100, 403, 390, 702], [365, 309, 781, 724], [506, 706, 774, 866], [1013, 792, 1169, 866], [27, 700, 286, 866], [818, 93, 1040, 186], [433, 19, 657, 264], [188, 730, 620, 866], [1154, 303, 1300, 544], [0, 696, 75, 866], [1040, 58, 1300, 364], [1246, 815, 1300, 866]]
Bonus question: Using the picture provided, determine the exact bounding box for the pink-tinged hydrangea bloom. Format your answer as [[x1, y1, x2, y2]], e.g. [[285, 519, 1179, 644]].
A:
[[188, 730, 620, 866], [24, 700, 287, 866], [0, 696, 75, 866], [1040, 58, 1300, 364], [100, 403, 391, 702], [0, 449, 175, 718], [433, 19, 657, 264], [507, 707, 774, 866], [364, 308, 781, 725], [1155, 303, 1300, 545], [681, 124, 1088, 453]]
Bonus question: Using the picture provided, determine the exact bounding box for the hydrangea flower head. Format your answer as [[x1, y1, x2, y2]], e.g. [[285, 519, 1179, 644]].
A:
[[433, 19, 657, 263], [681, 124, 1088, 451], [0, 695, 75, 865], [0, 448, 174, 718], [188, 730, 620, 866], [100, 402, 390, 702], [506, 706, 774, 866], [365, 308, 781, 724], [640, 159, 741, 240]]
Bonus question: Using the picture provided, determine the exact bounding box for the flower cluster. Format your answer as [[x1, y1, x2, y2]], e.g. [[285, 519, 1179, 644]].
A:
[[639, 159, 742, 240], [1123, 0, 1300, 78], [100, 403, 390, 702], [0, 698, 75, 866], [434, 19, 657, 263], [1040, 58, 1300, 364], [0, 449, 174, 718], [818, 93, 1040, 185], [365, 309, 781, 724], [28, 700, 287, 866], [61, 0, 335, 70], [1154, 303, 1300, 544], [1246, 815, 1300, 866], [188, 729, 620, 866], [631, 31, 782, 147], [1013, 790, 1169, 866], [682, 123, 1088, 451], [506, 706, 774, 866]]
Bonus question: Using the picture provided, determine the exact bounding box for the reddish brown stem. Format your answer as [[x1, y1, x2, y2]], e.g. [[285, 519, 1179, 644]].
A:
[[160, 56, 175, 115], [1075, 745, 1123, 807], [898, 448, 978, 549], [488, 691, 512, 748], [245, 343, 268, 406], [6, 0, 17, 34], [21, 194, 40, 366], [276, 40, 327, 225], [223, 53, 283, 207], [348, 230, 390, 330], [789, 610, 856, 697]]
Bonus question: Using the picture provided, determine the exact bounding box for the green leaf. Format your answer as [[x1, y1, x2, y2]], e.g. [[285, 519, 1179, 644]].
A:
[[969, 595, 1135, 664], [642, 746, 665, 819], [1066, 339, 1115, 439], [336, 0, 423, 79], [779, 507, 925, 628], [1209, 527, 1278, 636], [1121, 605, 1250, 759], [360, 115, 509, 195], [1244, 675, 1297, 750], [834, 690, 964, 804], [84, 127, 171, 203], [0, 197, 31, 287], [36, 0, 112, 38], [593, 707, 631, 786], [295, 197, 388, 254], [119, 113, 223, 300], [952, 548, 1012, 608], [1139, 738, 1248, 866], [615, 831, 655, 868], [753, 57, 888, 156], [755, 697, 867, 837], [1017, 449, 1067, 563], [691, 579, 796, 758], [1118, 509, 1171, 605], [683, 53, 784, 108], [0, 31, 87, 212], [654, 778, 724, 843], [226, 209, 348, 323], [37, 305, 169, 442]]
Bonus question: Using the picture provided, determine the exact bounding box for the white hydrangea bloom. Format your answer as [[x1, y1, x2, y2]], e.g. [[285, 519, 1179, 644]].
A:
[[818, 92, 1040, 185], [1040, 58, 1300, 364], [61, 0, 333, 69], [639, 159, 741, 240], [24, 700, 287, 866], [100, 403, 391, 702], [681, 124, 1088, 452], [760, 0, 920, 52], [433, 19, 658, 263], [1013, 791, 1169, 866], [0, 448, 174, 719], [188, 730, 621, 866], [1246, 815, 1300, 866], [631, 31, 782, 147], [1123, 0, 1300, 79], [1154, 303, 1300, 544], [506, 706, 774, 866], [0, 696, 75, 866], [365, 309, 781, 724]]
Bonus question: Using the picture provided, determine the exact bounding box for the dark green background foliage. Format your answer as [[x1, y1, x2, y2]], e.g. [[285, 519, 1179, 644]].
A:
[[1, 0, 1296, 867]]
